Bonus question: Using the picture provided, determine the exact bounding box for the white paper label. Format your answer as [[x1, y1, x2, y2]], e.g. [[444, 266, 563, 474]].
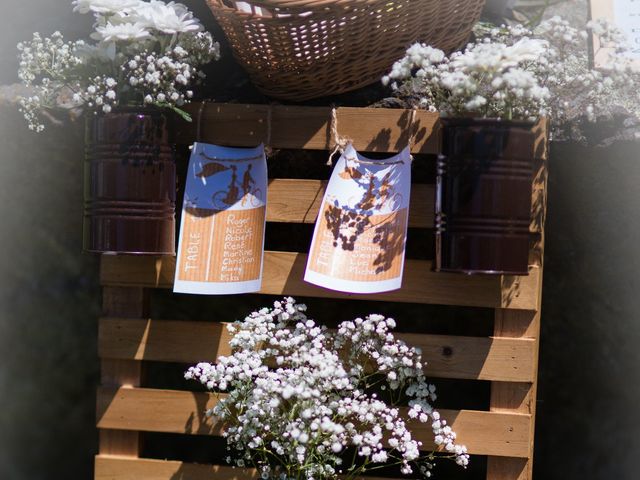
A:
[[305, 144, 412, 294], [174, 143, 267, 295], [615, 0, 640, 58]]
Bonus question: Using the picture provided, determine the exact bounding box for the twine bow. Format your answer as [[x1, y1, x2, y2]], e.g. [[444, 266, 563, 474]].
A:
[[327, 107, 353, 166]]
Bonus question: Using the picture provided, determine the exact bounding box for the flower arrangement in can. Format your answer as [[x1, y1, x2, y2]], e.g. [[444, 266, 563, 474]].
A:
[[186, 297, 468, 480], [384, 16, 639, 137], [17, 0, 221, 131]]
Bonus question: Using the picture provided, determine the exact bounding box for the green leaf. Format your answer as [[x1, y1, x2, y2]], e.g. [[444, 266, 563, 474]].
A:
[[155, 101, 192, 122], [171, 106, 192, 123]]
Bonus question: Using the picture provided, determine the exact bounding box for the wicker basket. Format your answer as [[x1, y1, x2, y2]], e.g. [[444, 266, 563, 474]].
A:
[[207, 0, 486, 101]]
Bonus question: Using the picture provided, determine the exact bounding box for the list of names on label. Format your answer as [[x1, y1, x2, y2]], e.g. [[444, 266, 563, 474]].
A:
[[211, 208, 264, 283], [309, 205, 407, 282]]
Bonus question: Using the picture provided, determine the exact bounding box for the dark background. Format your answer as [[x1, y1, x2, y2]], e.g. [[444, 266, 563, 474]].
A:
[[1, 1, 639, 479]]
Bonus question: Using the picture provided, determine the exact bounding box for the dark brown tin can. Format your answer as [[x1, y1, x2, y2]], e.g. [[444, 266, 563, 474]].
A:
[[83, 109, 176, 254], [435, 118, 535, 275]]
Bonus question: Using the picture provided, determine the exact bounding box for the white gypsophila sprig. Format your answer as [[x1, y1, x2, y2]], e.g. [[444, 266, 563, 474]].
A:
[[17, 1, 220, 131], [536, 16, 638, 132], [384, 36, 551, 121], [16, 31, 85, 131], [384, 15, 640, 139], [185, 298, 468, 480]]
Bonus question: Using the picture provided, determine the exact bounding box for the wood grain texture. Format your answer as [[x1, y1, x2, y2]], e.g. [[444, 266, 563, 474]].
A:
[[487, 310, 541, 479], [95, 456, 256, 480], [267, 179, 434, 227], [94, 456, 390, 480], [176, 104, 441, 154], [487, 312, 541, 480], [176, 104, 549, 159], [96, 387, 531, 458], [99, 287, 150, 458], [98, 431, 140, 459], [100, 254, 540, 310], [487, 156, 546, 480], [99, 317, 536, 382], [268, 179, 542, 234]]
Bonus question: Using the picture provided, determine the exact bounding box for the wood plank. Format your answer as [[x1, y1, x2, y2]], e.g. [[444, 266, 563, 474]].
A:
[[95, 456, 256, 480], [487, 155, 546, 480], [95, 455, 390, 480], [267, 179, 434, 228], [529, 136, 549, 266], [96, 387, 531, 458], [100, 254, 540, 310], [499, 274, 540, 312], [487, 311, 540, 480], [99, 318, 232, 364], [177, 104, 549, 159], [176, 104, 441, 154], [268, 179, 542, 234], [99, 318, 536, 382], [99, 287, 149, 458]]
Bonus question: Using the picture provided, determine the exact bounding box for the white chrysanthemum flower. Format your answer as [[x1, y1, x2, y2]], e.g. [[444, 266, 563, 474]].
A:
[[72, 0, 141, 15], [94, 22, 150, 42], [134, 0, 203, 34]]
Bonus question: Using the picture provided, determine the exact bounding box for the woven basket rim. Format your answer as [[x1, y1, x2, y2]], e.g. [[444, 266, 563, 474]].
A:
[[209, 0, 438, 10], [207, 0, 486, 100]]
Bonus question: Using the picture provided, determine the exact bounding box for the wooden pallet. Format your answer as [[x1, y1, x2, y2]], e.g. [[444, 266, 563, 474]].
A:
[[95, 103, 548, 480]]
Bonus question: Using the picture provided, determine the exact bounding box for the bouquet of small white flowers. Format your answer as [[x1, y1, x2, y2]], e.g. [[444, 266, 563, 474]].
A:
[[17, 0, 221, 132], [185, 297, 469, 480], [383, 16, 638, 133]]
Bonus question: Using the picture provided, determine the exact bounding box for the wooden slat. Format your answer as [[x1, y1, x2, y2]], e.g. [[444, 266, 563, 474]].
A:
[[95, 456, 252, 480], [487, 311, 540, 480], [487, 312, 541, 480], [487, 154, 546, 480], [99, 318, 536, 382], [100, 253, 540, 310], [176, 104, 441, 154], [267, 179, 434, 227], [254, 179, 546, 233], [99, 287, 149, 458], [95, 456, 390, 480], [96, 387, 531, 458], [177, 104, 549, 159]]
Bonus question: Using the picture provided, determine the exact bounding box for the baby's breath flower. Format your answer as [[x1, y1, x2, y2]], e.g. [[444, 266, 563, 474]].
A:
[[385, 15, 640, 138], [186, 298, 468, 479], [16, 1, 220, 131]]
